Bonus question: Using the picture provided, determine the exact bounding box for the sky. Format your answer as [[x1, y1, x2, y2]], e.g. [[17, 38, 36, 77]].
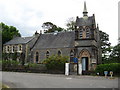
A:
[[0, 0, 119, 46]]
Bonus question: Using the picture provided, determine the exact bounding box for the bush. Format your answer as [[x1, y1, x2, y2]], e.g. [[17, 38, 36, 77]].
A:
[[95, 63, 120, 76], [43, 55, 69, 71], [26, 63, 45, 69], [2, 60, 19, 69]]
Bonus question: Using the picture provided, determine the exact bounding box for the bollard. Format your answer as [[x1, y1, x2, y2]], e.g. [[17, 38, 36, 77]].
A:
[[65, 63, 69, 76]]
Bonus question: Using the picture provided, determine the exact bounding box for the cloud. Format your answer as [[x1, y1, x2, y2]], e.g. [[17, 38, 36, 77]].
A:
[[0, 0, 119, 46]]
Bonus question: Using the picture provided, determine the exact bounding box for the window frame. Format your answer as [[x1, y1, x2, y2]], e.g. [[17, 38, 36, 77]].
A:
[[58, 50, 62, 56], [46, 50, 50, 58], [79, 28, 83, 39], [86, 27, 90, 38]]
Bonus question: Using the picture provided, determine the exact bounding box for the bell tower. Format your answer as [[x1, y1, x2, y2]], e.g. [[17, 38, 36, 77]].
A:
[[74, 2, 101, 72]]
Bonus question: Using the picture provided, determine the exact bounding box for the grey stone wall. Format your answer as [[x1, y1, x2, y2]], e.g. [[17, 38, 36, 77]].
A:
[[32, 47, 75, 63]]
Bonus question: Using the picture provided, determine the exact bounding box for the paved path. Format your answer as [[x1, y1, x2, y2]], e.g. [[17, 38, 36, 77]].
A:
[[1, 71, 118, 88]]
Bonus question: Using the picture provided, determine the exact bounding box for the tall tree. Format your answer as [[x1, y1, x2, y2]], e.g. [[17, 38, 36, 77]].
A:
[[109, 43, 120, 63], [1, 22, 21, 44], [42, 22, 64, 33], [99, 30, 112, 63], [66, 17, 76, 30]]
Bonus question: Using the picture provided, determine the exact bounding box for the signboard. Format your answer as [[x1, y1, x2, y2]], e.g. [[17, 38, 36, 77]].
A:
[[92, 58, 96, 63], [73, 58, 78, 63], [110, 71, 113, 75], [104, 71, 108, 75], [104, 71, 108, 77], [110, 71, 113, 78]]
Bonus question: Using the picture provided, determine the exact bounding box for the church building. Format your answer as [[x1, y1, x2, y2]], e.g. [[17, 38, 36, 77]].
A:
[[3, 2, 102, 73]]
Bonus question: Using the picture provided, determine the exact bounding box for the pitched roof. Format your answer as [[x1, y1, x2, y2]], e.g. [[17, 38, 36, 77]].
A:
[[32, 31, 75, 49], [4, 36, 35, 45], [75, 16, 95, 26]]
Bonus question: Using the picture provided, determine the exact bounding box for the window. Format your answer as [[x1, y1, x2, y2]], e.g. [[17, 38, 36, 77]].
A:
[[70, 50, 74, 62], [46, 51, 50, 58], [58, 50, 62, 56], [36, 52, 39, 63], [19, 45, 22, 51], [18, 45, 22, 51], [79, 28, 83, 39], [7, 46, 10, 53], [12, 46, 15, 53], [86, 28, 90, 38], [70, 50, 74, 57]]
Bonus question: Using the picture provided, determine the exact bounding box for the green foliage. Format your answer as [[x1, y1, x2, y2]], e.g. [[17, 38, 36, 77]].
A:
[[1, 22, 21, 44], [99, 30, 111, 63], [95, 63, 120, 75], [2, 53, 18, 61], [109, 44, 120, 62], [2, 60, 19, 68], [43, 55, 69, 71], [42, 22, 64, 33], [66, 17, 76, 30], [27, 63, 39, 68]]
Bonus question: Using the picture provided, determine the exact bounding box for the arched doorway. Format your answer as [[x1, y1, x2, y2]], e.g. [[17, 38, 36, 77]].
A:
[[79, 49, 90, 71]]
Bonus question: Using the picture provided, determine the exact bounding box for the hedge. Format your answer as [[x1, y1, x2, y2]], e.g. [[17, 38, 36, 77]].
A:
[[95, 63, 120, 75]]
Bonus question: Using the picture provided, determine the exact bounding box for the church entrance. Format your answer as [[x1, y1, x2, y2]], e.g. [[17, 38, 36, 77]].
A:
[[79, 49, 90, 75], [81, 57, 88, 71]]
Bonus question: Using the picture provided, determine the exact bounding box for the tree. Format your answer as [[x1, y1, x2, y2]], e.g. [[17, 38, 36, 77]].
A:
[[99, 30, 111, 63], [43, 55, 69, 71], [42, 22, 64, 33], [1, 22, 21, 44], [109, 43, 120, 63], [66, 17, 76, 30]]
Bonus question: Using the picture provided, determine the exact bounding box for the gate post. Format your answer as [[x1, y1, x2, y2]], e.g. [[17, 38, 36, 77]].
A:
[[65, 63, 69, 76], [78, 63, 82, 75]]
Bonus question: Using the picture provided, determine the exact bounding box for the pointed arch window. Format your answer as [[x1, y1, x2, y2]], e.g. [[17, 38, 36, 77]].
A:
[[36, 52, 39, 63], [46, 51, 50, 58], [86, 28, 90, 38], [58, 50, 62, 56], [70, 50, 74, 62], [79, 28, 83, 39]]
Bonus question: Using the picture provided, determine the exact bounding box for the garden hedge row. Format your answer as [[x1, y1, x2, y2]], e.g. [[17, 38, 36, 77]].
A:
[[95, 63, 120, 75]]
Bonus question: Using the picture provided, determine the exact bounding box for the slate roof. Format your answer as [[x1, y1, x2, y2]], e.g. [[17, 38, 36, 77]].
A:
[[4, 36, 35, 45], [32, 31, 75, 49], [75, 16, 95, 26]]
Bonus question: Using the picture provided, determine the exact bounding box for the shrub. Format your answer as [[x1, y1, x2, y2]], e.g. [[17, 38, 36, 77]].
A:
[[43, 55, 69, 71], [95, 63, 120, 75], [27, 63, 39, 68], [2, 60, 19, 69]]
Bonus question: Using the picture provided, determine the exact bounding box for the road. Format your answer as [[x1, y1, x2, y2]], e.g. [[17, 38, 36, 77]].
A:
[[1, 71, 118, 88]]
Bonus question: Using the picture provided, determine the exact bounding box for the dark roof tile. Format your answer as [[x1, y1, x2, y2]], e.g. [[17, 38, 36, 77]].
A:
[[4, 36, 35, 45], [32, 31, 75, 49]]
